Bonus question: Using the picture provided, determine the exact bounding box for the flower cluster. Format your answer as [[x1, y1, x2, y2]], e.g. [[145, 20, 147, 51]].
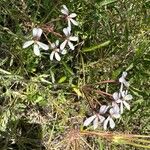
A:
[[83, 72, 133, 130], [23, 5, 78, 61]]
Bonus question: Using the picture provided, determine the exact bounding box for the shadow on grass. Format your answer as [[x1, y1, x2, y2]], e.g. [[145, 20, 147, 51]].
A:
[[0, 118, 45, 150]]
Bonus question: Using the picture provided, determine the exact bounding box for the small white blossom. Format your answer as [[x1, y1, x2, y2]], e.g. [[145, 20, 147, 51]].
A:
[[103, 105, 120, 130], [83, 105, 108, 129], [113, 90, 133, 114], [23, 28, 49, 56], [112, 92, 121, 104], [60, 27, 78, 50], [61, 5, 78, 30], [119, 72, 130, 92], [50, 40, 61, 61]]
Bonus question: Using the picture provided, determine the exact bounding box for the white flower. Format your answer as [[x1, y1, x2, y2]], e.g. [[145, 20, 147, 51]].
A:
[[23, 28, 49, 56], [61, 5, 78, 29], [103, 105, 120, 130], [119, 72, 130, 92], [83, 105, 108, 129], [113, 90, 133, 114], [50, 40, 61, 61], [60, 27, 78, 50]]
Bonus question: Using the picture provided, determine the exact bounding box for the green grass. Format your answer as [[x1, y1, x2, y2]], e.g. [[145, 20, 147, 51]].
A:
[[0, 0, 150, 149]]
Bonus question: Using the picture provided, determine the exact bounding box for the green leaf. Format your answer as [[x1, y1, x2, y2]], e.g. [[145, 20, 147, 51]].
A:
[[82, 41, 110, 52], [0, 68, 11, 74], [126, 63, 134, 71], [0, 57, 8, 66], [72, 84, 83, 97], [35, 96, 43, 103], [112, 68, 122, 78], [73, 87, 83, 97], [99, 0, 117, 6], [62, 61, 74, 75], [58, 76, 67, 83]]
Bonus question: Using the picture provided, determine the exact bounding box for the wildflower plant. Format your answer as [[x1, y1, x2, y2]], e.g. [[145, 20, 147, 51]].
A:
[[23, 5, 79, 60], [1, 1, 149, 149], [83, 71, 133, 130]]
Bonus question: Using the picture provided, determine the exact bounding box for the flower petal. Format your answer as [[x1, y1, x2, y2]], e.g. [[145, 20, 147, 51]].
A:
[[124, 81, 130, 87], [50, 51, 55, 61], [124, 94, 133, 101], [99, 105, 109, 114], [112, 103, 120, 112], [109, 118, 115, 129], [113, 104, 120, 113], [110, 106, 120, 118], [69, 36, 78, 41], [63, 27, 70, 36], [36, 28, 43, 38], [98, 115, 105, 123], [33, 44, 40, 56], [60, 40, 67, 50], [122, 71, 127, 78], [120, 102, 124, 114], [113, 92, 119, 100], [61, 49, 67, 55], [93, 117, 99, 129], [61, 5, 69, 15], [119, 83, 123, 93], [83, 115, 96, 127], [103, 116, 110, 130], [70, 18, 78, 26], [33, 28, 42, 38], [69, 13, 77, 18], [67, 19, 72, 30], [68, 27, 71, 34], [55, 52, 61, 61], [62, 5, 68, 11], [23, 40, 34, 48], [68, 41, 75, 50], [112, 102, 118, 109], [119, 77, 126, 83], [37, 41, 49, 50], [121, 90, 126, 97], [61, 9, 68, 15], [116, 99, 122, 103], [55, 40, 59, 46], [123, 101, 130, 110], [33, 28, 38, 37]]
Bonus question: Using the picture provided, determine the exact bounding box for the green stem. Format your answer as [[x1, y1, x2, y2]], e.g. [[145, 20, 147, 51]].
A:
[[124, 141, 150, 149], [34, 0, 41, 23]]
